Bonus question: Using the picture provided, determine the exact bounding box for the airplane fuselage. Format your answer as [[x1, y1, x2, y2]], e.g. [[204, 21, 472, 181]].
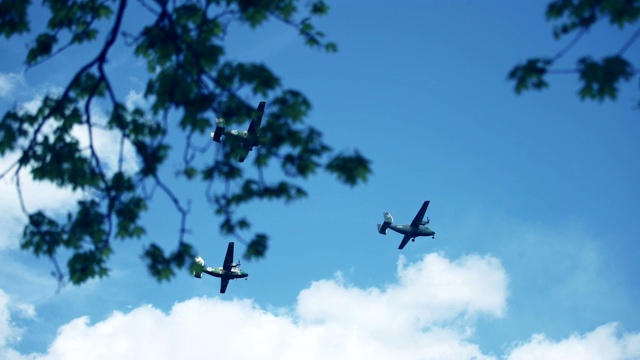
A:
[[202, 267, 248, 280], [388, 224, 435, 238], [227, 130, 259, 148], [210, 101, 265, 162]]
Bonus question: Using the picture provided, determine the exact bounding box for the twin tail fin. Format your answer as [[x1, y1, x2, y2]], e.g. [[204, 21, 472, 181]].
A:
[[377, 212, 393, 234]]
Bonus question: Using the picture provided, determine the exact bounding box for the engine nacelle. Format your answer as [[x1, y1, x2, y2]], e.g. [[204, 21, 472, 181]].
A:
[[383, 212, 393, 224], [193, 256, 205, 278], [229, 129, 248, 138]]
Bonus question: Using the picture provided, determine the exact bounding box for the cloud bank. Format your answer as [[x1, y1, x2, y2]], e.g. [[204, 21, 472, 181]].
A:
[[0, 253, 503, 359], [0, 289, 36, 360], [0, 87, 139, 250], [505, 323, 640, 360], [0, 72, 25, 98], [0, 253, 638, 359]]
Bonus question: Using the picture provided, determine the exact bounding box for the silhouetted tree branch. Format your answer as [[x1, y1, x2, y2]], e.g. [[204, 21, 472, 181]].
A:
[[0, 0, 371, 286]]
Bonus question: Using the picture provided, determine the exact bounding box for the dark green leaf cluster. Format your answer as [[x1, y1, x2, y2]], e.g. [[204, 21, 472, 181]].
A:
[[26, 0, 113, 65], [0, 0, 31, 38], [22, 202, 113, 285], [244, 233, 268, 259], [547, 0, 640, 38], [577, 55, 633, 100], [326, 151, 371, 187], [143, 242, 195, 282], [508, 58, 553, 94], [509, 0, 639, 103], [1, 0, 371, 286]]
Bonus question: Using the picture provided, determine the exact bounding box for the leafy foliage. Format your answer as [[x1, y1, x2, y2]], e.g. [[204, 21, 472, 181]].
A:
[[508, 58, 553, 94], [509, 0, 640, 103], [0, 0, 31, 38], [577, 55, 634, 100], [0, 0, 371, 286]]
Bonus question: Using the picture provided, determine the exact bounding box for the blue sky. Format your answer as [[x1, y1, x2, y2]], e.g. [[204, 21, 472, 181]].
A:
[[1, 1, 639, 359]]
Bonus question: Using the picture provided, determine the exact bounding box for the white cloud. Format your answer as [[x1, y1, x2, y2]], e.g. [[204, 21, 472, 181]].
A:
[[0, 93, 138, 250], [70, 123, 138, 175], [0, 289, 36, 349], [1, 253, 638, 360], [506, 323, 640, 360], [0, 154, 81, 250], [124, 89, 147, 110], [0, 73, 25, 98], [296, 253, 507, 333], [4, 253, 505, 360]]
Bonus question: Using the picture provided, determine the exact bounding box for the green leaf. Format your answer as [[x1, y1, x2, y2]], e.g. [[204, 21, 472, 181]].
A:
[[142, 243, 175, 282], [326, 151, 371, 187], [324, 42, 338, 53], [68, 249, 112, 285], [244, 234, 268, 260], [27, 32, 58, 65], [8, 0, 370, 287], [67, 200, 107, 249], [601, 0, 640, 28], [238, 0, 271, 27], [577, 56, 633, 101], [133, 141, 170, 176], [0, 0, 31, 38], [115, 196, 148, 239], [22, 211, 62, 257], [142, 242, 195, 282], [310, 1, 330, 16], [508, 58, 553, 94], [0, 110, 25, 155], [182, 166, 198, 180]]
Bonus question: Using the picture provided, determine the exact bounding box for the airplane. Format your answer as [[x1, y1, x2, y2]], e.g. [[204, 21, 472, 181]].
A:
[[193, 241, 248, 293], [210, 101, 266, 162], [377, 200, 436, 250]]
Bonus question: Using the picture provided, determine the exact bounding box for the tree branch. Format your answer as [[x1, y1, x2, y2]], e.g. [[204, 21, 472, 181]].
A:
[[618, 26, 640, 56], [552, 28, 586, 62]]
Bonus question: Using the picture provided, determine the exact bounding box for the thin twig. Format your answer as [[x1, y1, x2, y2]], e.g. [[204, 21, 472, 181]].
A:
[[552, 28, 587, 62], [15, 171, 29, 215], [153, 174, 190, 243], [50, 255, 66, 293], [618, 26, 640, 56], [0, 158, 20, 180]]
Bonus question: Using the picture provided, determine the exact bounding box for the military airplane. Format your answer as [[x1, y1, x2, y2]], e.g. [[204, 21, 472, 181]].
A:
[[210, 101, 266, 162], [377, 200, 436, 250], [193, 241, 248, 293]]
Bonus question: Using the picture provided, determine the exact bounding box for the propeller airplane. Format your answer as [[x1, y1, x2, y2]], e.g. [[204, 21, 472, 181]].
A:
[[193, 242, 248, 293], [211, 101, 266, 162], [377, 200, 436, 250]]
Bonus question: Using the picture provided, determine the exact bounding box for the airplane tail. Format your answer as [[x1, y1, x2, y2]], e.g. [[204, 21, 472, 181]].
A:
[[211, 118, 226, 142], [193, 256, 205, 278], [377, 212, 393, 234]]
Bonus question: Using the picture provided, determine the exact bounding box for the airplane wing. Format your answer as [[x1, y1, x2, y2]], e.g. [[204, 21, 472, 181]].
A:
[[246, 101, 266, 136], [398, 234, 412, 250], [223, 242, 234, 272], [236, 102, 265, 162], [410, 201, 430, 227], [237, 149, 250, 163], [220, 278, 230, 294]]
